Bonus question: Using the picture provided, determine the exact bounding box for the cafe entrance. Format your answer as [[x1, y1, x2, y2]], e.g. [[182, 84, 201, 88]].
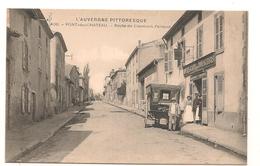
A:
[[190, 72, 208, 125]]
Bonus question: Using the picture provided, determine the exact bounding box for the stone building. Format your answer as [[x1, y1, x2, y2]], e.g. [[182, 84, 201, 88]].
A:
[[103, 75, 111, 102], [110, 69, 127, 105], [79, 76, 84, 104], [50, 32, 68, 113], [6, 9, 53, 129], [67, 65, 80, 105], [83, 64, 90, 102], [162, 11, 248, 133], [125, 40, 166, 109]]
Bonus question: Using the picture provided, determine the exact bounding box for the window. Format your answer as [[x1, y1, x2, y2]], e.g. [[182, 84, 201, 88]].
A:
[[168, 50, 173, 71], [196, 25, 203, 58], [215, 12, 224, 51], [164, 52, 168, 72], [165, 50, 173, 73], [38, 25, 41, 38], [38, 47, 42, 70], [21, 84, 29, 114], [177, 40, 185, 66], [162, 91, 170, 100], [181, 27, 185, 36], [22, 40, 29, 71], [24, 15, 28, 36]]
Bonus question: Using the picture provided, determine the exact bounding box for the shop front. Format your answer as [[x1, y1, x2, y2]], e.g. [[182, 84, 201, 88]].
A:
[[183, 52, 216, 125]]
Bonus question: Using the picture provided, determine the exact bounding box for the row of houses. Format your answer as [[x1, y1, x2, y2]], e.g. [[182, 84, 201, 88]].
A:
[[103, 11, 247, 134], [6, 9, 90, 130]]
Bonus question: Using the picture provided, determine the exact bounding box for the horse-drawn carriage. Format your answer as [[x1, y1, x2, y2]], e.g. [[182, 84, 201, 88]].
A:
[[144, 83, 181, 130]]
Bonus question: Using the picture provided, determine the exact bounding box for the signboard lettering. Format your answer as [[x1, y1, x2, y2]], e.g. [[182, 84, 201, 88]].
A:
[[183, 52, 216, 77]]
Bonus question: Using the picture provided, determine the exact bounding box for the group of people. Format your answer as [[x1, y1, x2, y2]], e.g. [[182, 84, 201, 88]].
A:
[[168, 93, 203, 131]]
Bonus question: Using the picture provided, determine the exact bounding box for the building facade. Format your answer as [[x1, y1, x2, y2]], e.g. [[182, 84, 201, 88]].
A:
[[69, 65, 80, 105], [125, 40, 166, 109], [162, 11, 248, 133], [83, 64, 90, 102], [50, 32, 68, 113], [110, 69, 127, 105], [6, 9, 53, 129], [79, 76, 84, 104]]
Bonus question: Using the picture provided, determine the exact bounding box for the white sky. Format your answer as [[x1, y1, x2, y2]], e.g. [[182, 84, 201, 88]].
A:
[[42, 9, 183, 94]]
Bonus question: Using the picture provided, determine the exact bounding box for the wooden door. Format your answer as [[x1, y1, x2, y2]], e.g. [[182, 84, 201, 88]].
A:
[[214, 74, 224, 122], [202, 77, 208, 124]]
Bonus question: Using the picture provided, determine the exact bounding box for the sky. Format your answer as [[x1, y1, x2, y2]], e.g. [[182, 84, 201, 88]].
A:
[[42, 9, 183, 94]]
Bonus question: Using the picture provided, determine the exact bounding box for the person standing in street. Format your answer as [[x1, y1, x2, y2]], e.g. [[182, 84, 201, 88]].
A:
[[182, 96, 193, 124], [168, 97, 180, 131], [192, 93, 199, 123]]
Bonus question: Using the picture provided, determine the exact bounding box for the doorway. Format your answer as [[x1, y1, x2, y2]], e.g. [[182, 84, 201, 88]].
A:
[[190, 75, 208, 124]]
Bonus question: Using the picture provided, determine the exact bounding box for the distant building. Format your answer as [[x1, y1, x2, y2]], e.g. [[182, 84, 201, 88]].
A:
[[68, 65, 80, 105], [103, 76, 111, 101], [6, 9, 53, 129], [79, 76, 84, 104], [125, 40, 166, 109], [50, 32, 68, 113], [64, 64, 74, 107], [83, 64, 90, 102], [110, 69, 126, 105]]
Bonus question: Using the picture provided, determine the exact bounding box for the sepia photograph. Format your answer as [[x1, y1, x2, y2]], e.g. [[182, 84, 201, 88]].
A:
[[5, 8, 248, 165]]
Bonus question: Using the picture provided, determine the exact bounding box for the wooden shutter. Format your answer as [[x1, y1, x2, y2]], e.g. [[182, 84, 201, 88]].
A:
[[219, 14, 224, 49], [202, 78, 207, 108], [197, 26, 203, 58], [168, 50, 173, 72], [215, 16, 219, 50]]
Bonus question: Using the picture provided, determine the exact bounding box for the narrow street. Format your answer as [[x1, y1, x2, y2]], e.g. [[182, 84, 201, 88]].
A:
[[18, 101, 245, 164]]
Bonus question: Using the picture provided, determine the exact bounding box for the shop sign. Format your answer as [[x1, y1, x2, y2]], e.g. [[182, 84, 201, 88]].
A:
[[183, 52, 216, 77]]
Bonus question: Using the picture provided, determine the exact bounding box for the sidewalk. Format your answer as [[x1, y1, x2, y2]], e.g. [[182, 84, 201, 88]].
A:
[[181, 124, 247, 158], [6, 105, 85, 162], [104, 101, 145, 118]]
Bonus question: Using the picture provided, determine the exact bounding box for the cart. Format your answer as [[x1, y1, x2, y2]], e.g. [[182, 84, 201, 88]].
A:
[[144, 83, 180, 130]]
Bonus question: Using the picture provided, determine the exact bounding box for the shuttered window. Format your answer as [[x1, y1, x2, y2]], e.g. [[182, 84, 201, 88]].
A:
[[196, 25, 203, 58], [164, 52, 169, 72], [215, 12, 224, 51], [202, 78, 207, 108], [168, 50, 173, 72], [22, 40, 29, 71], [23, 15, 28, 36], [21, 84, 29, 114]]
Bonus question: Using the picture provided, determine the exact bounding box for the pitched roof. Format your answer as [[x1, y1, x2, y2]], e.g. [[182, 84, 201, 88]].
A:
[[25, 9, 54, 38], [53, 32, 68, 52], [162, 11, 200, 40]]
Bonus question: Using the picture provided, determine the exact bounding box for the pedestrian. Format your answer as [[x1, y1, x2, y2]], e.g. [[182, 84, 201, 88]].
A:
[[168, 97, 180, 131], [192, 93, 200, 123], [182, 96, 193, 124]]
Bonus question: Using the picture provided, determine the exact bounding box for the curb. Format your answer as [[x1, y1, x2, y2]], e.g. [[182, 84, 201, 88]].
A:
[[180, 129, 247, 160], [103, 101, 145, 118], [9, 107, 83, 162]]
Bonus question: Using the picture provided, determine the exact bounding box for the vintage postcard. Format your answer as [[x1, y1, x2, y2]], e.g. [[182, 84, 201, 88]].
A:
[[5, 9, 247, 165]]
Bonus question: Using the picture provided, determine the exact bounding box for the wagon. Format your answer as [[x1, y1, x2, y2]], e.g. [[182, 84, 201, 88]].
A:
[[144, 83, 181, 130]]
